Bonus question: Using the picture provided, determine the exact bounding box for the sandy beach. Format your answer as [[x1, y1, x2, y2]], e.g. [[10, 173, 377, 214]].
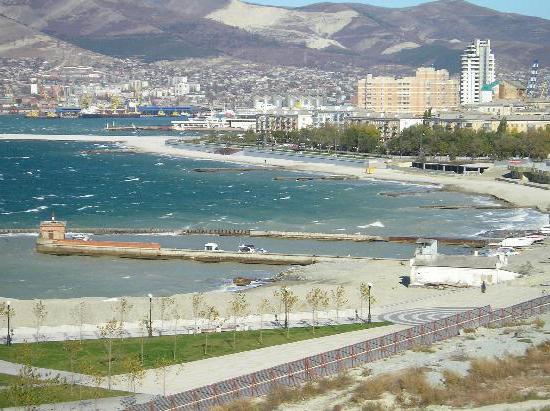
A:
[[1, 134, 549, 211]]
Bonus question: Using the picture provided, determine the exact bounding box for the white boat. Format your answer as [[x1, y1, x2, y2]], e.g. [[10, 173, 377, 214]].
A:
[[204, 243, 220, 251], [525, 234, 546, 242], [237, 244, 268, 254], [501, 237, 536, 248], [238, 244, 256, 253], [68, 233, 90, 241], [171, 116, 228, 131], [496, 247, 519, 256]]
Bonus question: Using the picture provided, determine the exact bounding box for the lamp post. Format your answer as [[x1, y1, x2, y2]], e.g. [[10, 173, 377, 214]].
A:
[[6, 301, 11, 346], [367, 283, 372, 324], [147, 294, 153, 337]]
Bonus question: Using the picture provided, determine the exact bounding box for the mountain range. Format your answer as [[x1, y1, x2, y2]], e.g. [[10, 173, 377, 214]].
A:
[[0, 0, 548, 72]]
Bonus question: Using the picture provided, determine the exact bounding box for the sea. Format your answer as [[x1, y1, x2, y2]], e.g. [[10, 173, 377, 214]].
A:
[[0, 116, 548, 299]]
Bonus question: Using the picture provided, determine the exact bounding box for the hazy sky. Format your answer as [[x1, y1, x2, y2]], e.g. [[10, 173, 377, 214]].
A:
[[249, 0, 550, 20]]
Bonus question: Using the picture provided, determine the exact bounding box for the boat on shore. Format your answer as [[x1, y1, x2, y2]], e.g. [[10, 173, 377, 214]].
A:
[[501, 237, 536, 247], [238, 244, 268, 254]]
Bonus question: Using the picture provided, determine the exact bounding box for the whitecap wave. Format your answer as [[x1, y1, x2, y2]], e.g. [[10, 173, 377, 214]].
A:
[[357, 221, 385, 228]]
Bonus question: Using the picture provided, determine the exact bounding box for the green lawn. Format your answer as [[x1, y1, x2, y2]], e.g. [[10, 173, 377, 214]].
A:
[[0, 373, 128, 408], [0, 373, 17, 387], [0, 322, 390, 376]]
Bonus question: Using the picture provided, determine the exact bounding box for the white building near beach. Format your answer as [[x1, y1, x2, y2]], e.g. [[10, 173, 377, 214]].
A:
[[410, 239, 519, 287]]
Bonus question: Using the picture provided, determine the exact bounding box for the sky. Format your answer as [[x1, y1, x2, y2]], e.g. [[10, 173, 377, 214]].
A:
[[249, 0, 550, 20]]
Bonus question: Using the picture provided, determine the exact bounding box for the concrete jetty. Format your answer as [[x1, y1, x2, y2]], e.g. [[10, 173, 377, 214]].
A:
[[35, 239, 372, 265]]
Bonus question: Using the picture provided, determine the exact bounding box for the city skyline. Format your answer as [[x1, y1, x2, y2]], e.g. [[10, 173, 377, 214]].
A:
[[250, 0, 550, 20]]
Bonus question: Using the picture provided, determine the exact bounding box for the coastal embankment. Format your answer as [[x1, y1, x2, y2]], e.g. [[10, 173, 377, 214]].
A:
[[1, 134, 548, 211]]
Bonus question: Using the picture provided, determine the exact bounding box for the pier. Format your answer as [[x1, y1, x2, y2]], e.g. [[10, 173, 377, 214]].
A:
[[35, 239, 372, 265]]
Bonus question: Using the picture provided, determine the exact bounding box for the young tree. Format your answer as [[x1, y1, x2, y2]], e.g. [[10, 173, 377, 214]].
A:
[[79, 361, 103, 410], [32, 300, 47, 342], [228, 292, 249, 349], [117, 297, 133, 340], [171, 303, 182, 361], [122, 354, 146, 394], [70, 300, 87, 343], [7, 343, 43, 407], [138, 318, 149, 365], [191, 293, 204, 329], [0, 301, 15, 345], [200, 305, 219, 355], [306, 288, 329, 334], [331, 285, 348, 322], [98, 319, 122, 390], [62, 340, 82, 392], [257, 298, 273, 344], [274, 286, 298, 338], [359, 283, 376, 322], [154, 356, 173, 397], [159, 296, 175, 336]]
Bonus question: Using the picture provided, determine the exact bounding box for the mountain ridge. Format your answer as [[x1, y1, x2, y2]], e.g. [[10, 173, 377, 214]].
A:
[[0, 0, 548, 72]]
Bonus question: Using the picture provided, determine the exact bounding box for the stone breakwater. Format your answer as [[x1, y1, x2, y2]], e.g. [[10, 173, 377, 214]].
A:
[[35, 239, 378, 265], [4, 227, 490, 246]]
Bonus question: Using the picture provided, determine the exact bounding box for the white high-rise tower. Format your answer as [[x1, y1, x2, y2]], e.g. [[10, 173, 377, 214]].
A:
[[460, 39, 495, 105]]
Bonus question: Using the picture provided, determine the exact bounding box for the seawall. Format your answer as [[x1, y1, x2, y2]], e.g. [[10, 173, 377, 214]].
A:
[[35, 240, 376, 265]]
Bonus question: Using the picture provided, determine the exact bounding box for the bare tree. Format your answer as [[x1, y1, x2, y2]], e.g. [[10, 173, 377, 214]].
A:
[[154, 356, 173, 397], [32, 300, 47, 342], [171, 303, 182, 361], [117, 298, 133, 340], [98, 319, 122, 390], [159, 296, 175, 336], [191, 293, 204, 330], [257, 298, 273, 344], [228, 292, 249, 349], [62, 340, 82, 392], [274, 286, 298, 338], [331, 285, 348, 322], [138, 318, 149, 365], [70, 300, 87, 343], [200, 305, 219, 355], [306, 288, 329, 334]]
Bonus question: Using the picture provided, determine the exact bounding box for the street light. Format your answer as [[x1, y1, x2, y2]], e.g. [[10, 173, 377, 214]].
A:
[[147, 294, 153, 337], [6, 301, 11, 346], [367, 283, 372, 324]]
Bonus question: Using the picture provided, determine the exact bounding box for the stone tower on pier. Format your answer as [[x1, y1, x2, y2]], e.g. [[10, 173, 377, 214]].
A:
[[39, 214, 66, 241]]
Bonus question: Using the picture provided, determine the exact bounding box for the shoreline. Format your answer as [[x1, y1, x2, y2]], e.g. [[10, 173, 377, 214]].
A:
[[1, 134, 549, 211]]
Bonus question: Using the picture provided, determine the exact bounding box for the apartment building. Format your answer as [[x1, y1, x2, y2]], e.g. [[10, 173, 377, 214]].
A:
[[357, 67, 459, 115], [460, 39, 496, 105]]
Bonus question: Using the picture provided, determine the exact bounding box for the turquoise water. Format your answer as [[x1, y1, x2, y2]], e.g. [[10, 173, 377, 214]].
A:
[[0, 137, 547, 299], [0, 115, 180, 136]]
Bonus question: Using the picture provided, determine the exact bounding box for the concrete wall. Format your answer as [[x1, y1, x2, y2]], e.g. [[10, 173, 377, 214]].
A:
[[410, 266, 519, 287]]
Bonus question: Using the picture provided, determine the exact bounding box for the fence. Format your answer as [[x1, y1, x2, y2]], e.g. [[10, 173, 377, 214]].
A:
[[131, 295, 550, 411]]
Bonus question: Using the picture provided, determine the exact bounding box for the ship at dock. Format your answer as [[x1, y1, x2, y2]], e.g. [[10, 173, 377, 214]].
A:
[[80, 106, 141, 118]]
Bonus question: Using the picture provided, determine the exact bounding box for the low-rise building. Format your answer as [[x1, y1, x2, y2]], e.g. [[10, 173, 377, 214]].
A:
[[347, 112, 423, 141], [429, 112, 550, 133], [410, 239, 518, 287], [257, 110, 313, 132]]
